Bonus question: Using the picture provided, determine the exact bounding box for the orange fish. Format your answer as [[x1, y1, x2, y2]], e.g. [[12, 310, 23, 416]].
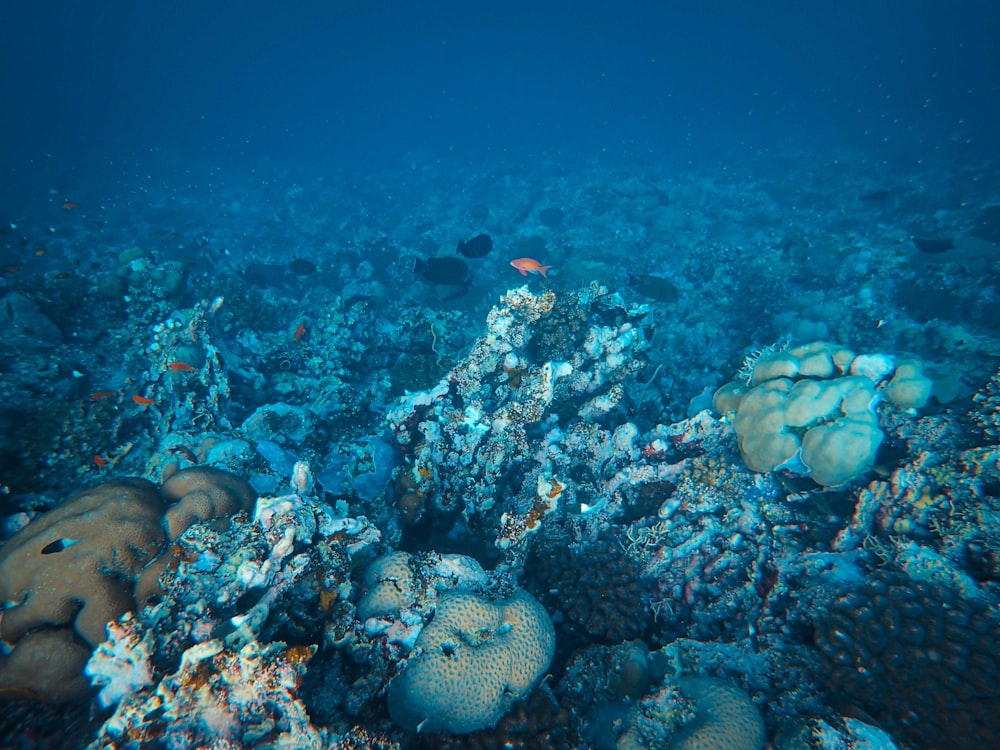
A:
[[62, 202, 80, 210], [93, 454, 107, 467], [295, 323, 306, 343], [167, 361, 196, 372], [510, 258, 553, 278], [132, 394, 155, 406], [90, 390, 117, 402], [34, 248, 46, 257]]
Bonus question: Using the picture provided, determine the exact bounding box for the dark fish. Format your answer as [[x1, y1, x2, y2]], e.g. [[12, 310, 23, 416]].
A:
[[912, 237, 954, 254], [289, 258, 317, 276], [414, 256, 470, 285], [41, 538, 78, 554], [456, 233, 493, 258], [628, 273, 678, 304]]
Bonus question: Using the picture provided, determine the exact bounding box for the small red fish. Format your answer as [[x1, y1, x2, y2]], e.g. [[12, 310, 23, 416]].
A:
[[168, 445, 198, 464], [93, 454, 107, 467], [62, 202, 80, 210], [90, 390, 117, 402], [510, 257, 553, 278], [34, 248, 46, 257], [132, 394, 155, 406], [167, 361, 196, 372], [295, 323, 306, 343]]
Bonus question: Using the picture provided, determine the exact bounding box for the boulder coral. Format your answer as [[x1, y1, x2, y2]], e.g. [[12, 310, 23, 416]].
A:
[[0, 468, 255, 702], [388, 589, 555, 734], [667, 676, 765, 750], [714, 342, 891, 487]]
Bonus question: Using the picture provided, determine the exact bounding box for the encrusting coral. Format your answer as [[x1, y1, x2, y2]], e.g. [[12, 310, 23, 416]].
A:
[[0, 468, 255, 702]]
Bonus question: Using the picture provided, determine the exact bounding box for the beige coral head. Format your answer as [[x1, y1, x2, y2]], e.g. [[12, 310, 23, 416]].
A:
[[670, 676, 765, 750], [0, 477, 166, 702], [387, 588, 554, 734], [160, 465, 256, 540]]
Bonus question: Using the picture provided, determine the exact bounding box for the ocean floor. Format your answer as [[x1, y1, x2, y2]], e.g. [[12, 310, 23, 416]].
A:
[[1, 143, 999, 749]]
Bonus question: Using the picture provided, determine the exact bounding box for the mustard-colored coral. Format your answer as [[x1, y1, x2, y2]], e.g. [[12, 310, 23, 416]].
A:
[[0, 468, 255, 702], [0, 478, 166, 701]]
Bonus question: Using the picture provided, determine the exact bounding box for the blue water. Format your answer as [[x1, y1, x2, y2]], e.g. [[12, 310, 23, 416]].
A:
[[3, 1, 997, 189], [2, 2, 1000, 748]]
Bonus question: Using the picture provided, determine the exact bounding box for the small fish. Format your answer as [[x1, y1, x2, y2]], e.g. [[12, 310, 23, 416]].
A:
[[1, 265, 17, 273], [41, 538, 78, 554], [62, 202, 80, 211], [167, 362, 196, 372], [132, 394, 155, 406], [54, 272, 72, 279], [510, 257, 552, 278], [912, 236, 954, 254], [93, 454, 107, 467], [295, 323, 307, 343], [456, 233, 493, 258], [34, 248, 46, 257], [90, 390, 117, 401], [168, 445, 198, 464]]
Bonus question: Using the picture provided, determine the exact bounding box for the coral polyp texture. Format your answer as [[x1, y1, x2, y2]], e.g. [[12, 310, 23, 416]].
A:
[[387, 589, 555, 734], [813, 571, 1000, 750], [666, 676, 766, 750]]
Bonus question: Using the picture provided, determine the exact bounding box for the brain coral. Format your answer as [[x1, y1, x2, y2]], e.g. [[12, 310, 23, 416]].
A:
[[357, 551, 418, 621], [668, 676, 766, 750], [387, 589, 555, 734]]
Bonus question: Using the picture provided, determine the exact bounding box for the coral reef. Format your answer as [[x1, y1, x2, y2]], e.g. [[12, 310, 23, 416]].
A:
[[663, 676, 765, 750], [385, 285, 655, 560], [3, 228, 1000, 750], [90, 638, 321, 750], [714, 341, 950, 487], [529, 530, 655, 644], [714, 341, 886, 486], [79, 464, 383, 746]]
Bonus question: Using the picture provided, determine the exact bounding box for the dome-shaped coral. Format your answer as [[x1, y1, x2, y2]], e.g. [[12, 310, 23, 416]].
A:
[[387, 589, 554, 734]]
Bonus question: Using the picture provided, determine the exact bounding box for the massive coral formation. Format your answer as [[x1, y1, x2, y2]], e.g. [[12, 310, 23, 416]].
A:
[[0, 468, 255, 702]]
